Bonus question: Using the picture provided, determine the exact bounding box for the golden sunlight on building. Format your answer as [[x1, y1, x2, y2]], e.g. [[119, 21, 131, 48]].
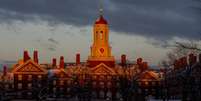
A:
[[2, 5, 162, 100]]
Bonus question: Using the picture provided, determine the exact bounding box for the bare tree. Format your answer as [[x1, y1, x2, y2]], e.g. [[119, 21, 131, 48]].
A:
[[160, 41, 201, 68]]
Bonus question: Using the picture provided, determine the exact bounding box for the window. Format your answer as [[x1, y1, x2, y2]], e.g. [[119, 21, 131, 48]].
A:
[[60, 80, 64, 85], [5, 84, 9, 89], [107, 82, 112, 88], [100, 33, 103, 40], [107, 76, 111, 80], [100, 82, 104, 88], [53, 80, 57, 85], [38, 75, 42, 79], [67, 80, 71, 85], [138, 82, 142, 86], [38, 84, 41, 88], [53, 87, 56, 93], [152, 82, 156, 85], [18, 83, 22, 89], [145, 81, 149, 85], [28, 75, 32, 81], [93, 76, 97, 79], [18, 75, 22, 81], [93, 82, 96, 87], [28, 83, 32, 89], [61, 74, 64, 78]]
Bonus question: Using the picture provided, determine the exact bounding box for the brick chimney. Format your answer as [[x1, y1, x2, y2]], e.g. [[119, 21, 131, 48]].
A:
[[181, 57, 187, 67], [3, 65, 7, 76], [76, 53, 80, 65], [193, 55, 197, 64], [23, 50, 30, 62], [142, 62, 148, 70], [33, 50, 39, 64], [59, 56, 65, 69], [121, 54, 126, 66], [199, 53, 201, 63], [189, 54, 197, 66], [178, 58, 183, 68], [174, 60, 177, 69], [52, 58, 57, 67]]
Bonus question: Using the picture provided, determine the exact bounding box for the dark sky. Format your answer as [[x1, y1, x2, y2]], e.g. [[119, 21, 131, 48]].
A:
[[0, 0, 200, 40]]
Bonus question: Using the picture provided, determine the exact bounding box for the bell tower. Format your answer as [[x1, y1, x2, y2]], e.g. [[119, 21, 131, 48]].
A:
[[87, 0, 115, 67]]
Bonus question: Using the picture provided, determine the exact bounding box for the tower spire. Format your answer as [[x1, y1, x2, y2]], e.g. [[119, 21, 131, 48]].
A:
[[99, 0, 103, 16]]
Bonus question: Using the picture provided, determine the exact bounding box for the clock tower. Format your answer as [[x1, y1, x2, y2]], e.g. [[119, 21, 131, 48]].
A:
[[87, 5, 115, 67]]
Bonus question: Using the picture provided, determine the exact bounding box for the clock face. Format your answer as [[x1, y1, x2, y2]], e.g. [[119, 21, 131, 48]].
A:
[[100, 48, 104, 53]]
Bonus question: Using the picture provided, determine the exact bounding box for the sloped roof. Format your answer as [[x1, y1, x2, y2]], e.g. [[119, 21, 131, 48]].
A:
[[134, 70, 160, 81], [90, 63, 116, 75], [12, 59, 47, 74]]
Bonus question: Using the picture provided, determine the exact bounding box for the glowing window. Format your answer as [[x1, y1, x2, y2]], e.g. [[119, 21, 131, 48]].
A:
[[18, 83, 22, 89], [28, 83, 32, 89], [28, 75, 32, 81], [100, 33, 103, 40], [145, 81, 149, 85], [38, 75, 42, 79], [18, 75, 22, 81]]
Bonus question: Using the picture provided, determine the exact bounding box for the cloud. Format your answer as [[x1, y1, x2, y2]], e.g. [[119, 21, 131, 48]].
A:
[[0, 0, 200, 40], [36, 38, 58, 51], [48, 38, 59, 44]]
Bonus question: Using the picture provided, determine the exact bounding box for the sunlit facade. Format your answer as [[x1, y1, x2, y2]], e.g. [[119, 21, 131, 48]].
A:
[[1, 10, 162, 100]]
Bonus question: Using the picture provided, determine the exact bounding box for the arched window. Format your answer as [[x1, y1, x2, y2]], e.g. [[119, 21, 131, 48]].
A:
[[100, 31, 103, 40]]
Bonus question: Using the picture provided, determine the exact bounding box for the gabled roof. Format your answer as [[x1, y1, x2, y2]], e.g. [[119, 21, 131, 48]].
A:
[[135, 70, 159, 81], [90, 63, 116, 75], [48, 68, 70, 79], [12, 59, 47, 75]]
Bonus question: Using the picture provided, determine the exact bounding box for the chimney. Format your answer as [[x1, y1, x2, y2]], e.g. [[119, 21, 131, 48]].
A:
[[76, 53, 80, 65], [199, 53, 201, 63], [23, 50, 30, 62], [193, 55, 197, 64], [3, 65, 7, 76], [181, 57, 187, 67], [174, 60, 180, 69], [137, 58, 143, 65], [52, 58, 57, 67], [178, 58, 183, 68], [142, 62, 148, 71], [59, 56, 65, 69], [189, 54, 196, 66], [33, 50, 38, 64], [121, 54, 126, 66]]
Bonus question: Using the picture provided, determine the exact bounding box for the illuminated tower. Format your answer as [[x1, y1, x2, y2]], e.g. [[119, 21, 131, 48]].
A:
[[87, 1, 115, 67]]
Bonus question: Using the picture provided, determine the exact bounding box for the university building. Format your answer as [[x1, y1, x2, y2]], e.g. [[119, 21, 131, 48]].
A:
[[0, 7, 162, 100]]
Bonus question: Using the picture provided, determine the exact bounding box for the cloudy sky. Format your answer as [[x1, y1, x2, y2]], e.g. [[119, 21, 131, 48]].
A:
[[0, 0, 200, 65]]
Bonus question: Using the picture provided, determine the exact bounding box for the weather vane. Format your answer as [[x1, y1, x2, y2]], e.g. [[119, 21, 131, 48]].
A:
[[99, 0, 103, 16]]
